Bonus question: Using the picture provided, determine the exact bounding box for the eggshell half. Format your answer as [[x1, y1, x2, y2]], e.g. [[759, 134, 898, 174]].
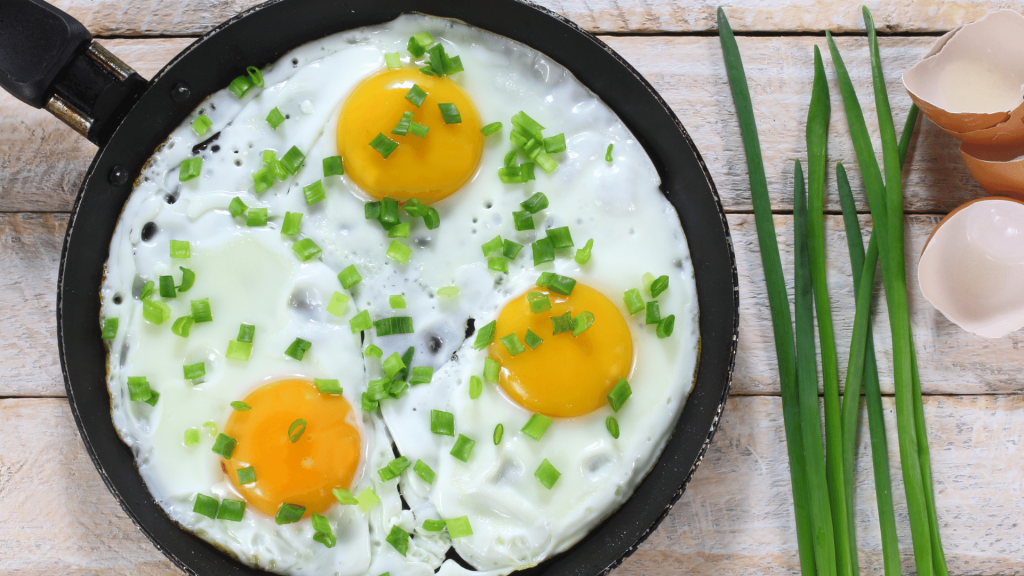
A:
[[919, 197, 1024, 338], [959, 142, 1024, 198], [903, 9, 1024, 146]]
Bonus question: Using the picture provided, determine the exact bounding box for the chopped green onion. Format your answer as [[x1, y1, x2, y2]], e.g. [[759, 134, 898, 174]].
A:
[[409, 460, 434, 484], [493, 423, 504, 444], [172, 315, 194, 337], [535, 459, 560, 489], [323, 156, 344, 177], [438, 286, 459, 297], [183, 428, 200, 446], [511, 111, 544, 141], [645, 301, 660, 325], [546, 226, 573, 248], [520, 192, 548, 214], [284, 338, 312, 360], [531, 237, 553, 265], [246, 207, 267, 227], [407, 31, 434, 57], [370, 133, 399, 159], [642, 273, 655, 295], [332, 488, 359, 505], [574, 239, 594, 265], [231, 401, 251, 411], [364, 344, 383, 359], [281, 146, 306, 175], [176, 267, 195, 293], [483, 357, 500, 383], [228, 75, 254, 99], [387, 222, 411, 238], [410, 366, 433, 385], [170, 239, 190, 259], [606, 416, 620, 439], [392, 111, 414, 136], [422, 518, 445, 531], [193, 494, 219, 519], [382, 352, 406, 378], [229, 196, 248, 218], [426, 43, 464, 76], [423, 206, 441, 230], [378, 456, 411, 481], [311, 512, 336, 548], [183, 362, 205, 381], [266, 107, 285, 129], [450, 434, 475, 462], [446, 516, 473, 538], [539, 272, 576, 295], [607, 378, 632, 412], [159, 276, 176, 298], [226, 340, 252, 361], [287, 418, 307, 443], [571, 311, 594, 337], [520, 162, 536, 182], [623, 289, 645, 315], [127, 376, 152, 402], [178, 157, 202, 181], [374, 316, 414, 336], [386, 525, 409, 556], [551, 311, 573, 335], [349, 310, 372, 333], [203, 421, 217, 437], [499, 333, 525, 356], [385, 52, 402, 69], [503, 150, 518, 168], [356, 487, 380, 512], [438, 103, 461, 124], [186, 298, 211, 323], [386, 241, 412, 264], [650, 275, 669, 298], [211, 433, 236, 458], [480, 235, 503, 257], [525, 291, 550, 314], [430, 409, 455, 436], [500, 240, 523, 260], [237, 466, 256, 484], [469, 375, 482, 399], [275, 503, 305, 525], [605, 144, 614, 162], [338, 264, 362, 289], [101, 317, 118, 339], [378, 197, 400, 228], [401, 198, 429, 218], [292, 238, 322, 261], [508, 213, 532, 234], [488, 257, 508, 273], [543, 133, 566, 153], [408, 119, 428, 138], [657, 315, 675, 338], [521, 413, 552, 440], [140, 280, 154, 300], [524, 329, 543, 349], [481, 121, 502, 136], [314, 378, 343, 394], [252, 167, 274, 192], [281, 211, 302, 236], [498, 166, 523, 184], [303, 180, 326, 205], [143, 299, 171, 324], [404, 84, 428, 107], [262, 149, 277, 164], [326, 291, 350, 317], [192, 114, 213, 136], [142, 390, 160, 407], [246, 66, 264, 87], [473, 320, 496, 349]]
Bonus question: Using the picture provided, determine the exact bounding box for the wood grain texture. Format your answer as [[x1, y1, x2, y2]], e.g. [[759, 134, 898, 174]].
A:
[[43, 0, 1024, 35], [6, 212, 1022, 398], [4, 395, 1023, 575], [0, 36, 988, 214]]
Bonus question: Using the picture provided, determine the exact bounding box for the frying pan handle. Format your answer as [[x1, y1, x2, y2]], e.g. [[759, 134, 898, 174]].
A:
[[0, 0, 147, 145]]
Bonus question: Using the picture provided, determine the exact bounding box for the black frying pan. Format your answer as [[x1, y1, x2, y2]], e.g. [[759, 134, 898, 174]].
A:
[[0, 0, 738, 574]]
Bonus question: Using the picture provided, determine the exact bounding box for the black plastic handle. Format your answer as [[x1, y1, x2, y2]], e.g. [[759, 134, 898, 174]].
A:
[[0, 0, 147, 145]]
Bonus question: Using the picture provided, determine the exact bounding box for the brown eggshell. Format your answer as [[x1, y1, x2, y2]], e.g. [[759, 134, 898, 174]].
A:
[[960, 142, 1024, 199]]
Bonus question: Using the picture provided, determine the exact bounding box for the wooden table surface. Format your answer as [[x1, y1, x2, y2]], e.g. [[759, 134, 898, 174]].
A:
[[3, 1, 1024, 574]]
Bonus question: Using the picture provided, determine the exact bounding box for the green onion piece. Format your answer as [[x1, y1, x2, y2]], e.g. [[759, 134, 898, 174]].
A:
[[192, 114, 213, 136], [473, 320, 496, 349], [521, 413, 552, 440], [438, 103, 462, 124], [332, 488, 358, 505], [606, 416, 620, 439], [349, 310, 372, 333], [571, 311, 594, 337], [179, 157, 202, 181], [311, 512, 336, 548], [266, 107, 285, 129], [520, 162, 536, 182], [386, 525, 409, 556], [361, 392, 378, 412], [385, 52, 402, 69], [292, 238, 322, 261], [410, 366, 433, 385], [226, 340, 252, 361], [284, 337, 312, 360], [641, 273, 655, 295], [364, 344, 383, 359], [483, 357, 500, 383], [170, 239, 191, 259], [546, 226, 573, 248], [542, 273, 576, 296], [446, 516, 473, 538], [499, 333, 525, 356], [172, 315, 194, 337], [656, 315, 675, 338], [430, 409, 455, 436], [183, 428, 200, 446], [574, 239, 594, 265], [101, 317, 118, 339], [237, 466, 256, 484], [203, 421, 217, 437], [159, 276, 176, 298], [392, 111, 414, 136], [535, 459, 560, 489], [469, 375, 482, 399], [529, 148, 556, 172], [498, 166, 523, 184], [422, 518, 445, 531], [280, 211, 302, 236], [480, 235, 503, 257], [357, 487, 380, 512], [450, 434, 475, 462], [493, 423, 504, 445], [488, 257, 509, 273], [323, 155, 344, 177], [388, 223, 411, 238], [386, 378, 408, 400], [326, 291, 350, 317], [378, 456, 411, 482], [211, 433, 236, 458], [511, 111, 544, 141], [531, 237, 554, 265], [275, 503, 305, 525], [287, 418, 307, 443], [623, 289, 645, 315], [419, 65, 438, 78], [252, 167, 274, 192], [175, 268, 195, 293], [246, 207, 268, 227], [229, 75, 253, 98], [378, 197, 400, 228], [246, 66, 264, 87], [143, 299, 171, 324], [228, 196, 248, 218], [506, 211, 531, 233], [374, 316, 414, 337], [408, 119, 429, 138], [231, 401, 251, 411], [401, 198, 429, 217], [140, 280, 154, 300], [607, 378, 632, 412], [193, 494, 219, 519], [302, 180, 326, 205], [262, 149, 277, 164], [605, 144, 614, 162], [543, 133, 566, 153], [645, 301, 661, 325], [407, 31, 434, 57], [364, 202, 382, 221], [183, 361, 205, 381], [525, 291, 550, 314], [503, 149, 518, 168], [314, 378, 343, 395], [281, 146, 306, 174], [481, 121, 502, 136], [186, 298, 211, 323], [520, 192, 548, 214], [500, 239, 523, 260], [143, 391, 160, 407], [523, 328, 543, 350], [551, 311, 573, 335], [127, 376, 152, 402], [650, 275, 669, 298], [386, 241, 412, 264], [370, 133, 399, 159], [404, 84, 428, 107], [338, 264, 362, 289], [382, 352, 406, 378], [437, 285, 459, 296]]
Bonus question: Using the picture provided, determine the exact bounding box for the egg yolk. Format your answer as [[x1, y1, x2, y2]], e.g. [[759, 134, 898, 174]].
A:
[[223, 379, 361, 517], [490, 284, 634, 418], [337, 68, 483, 203]]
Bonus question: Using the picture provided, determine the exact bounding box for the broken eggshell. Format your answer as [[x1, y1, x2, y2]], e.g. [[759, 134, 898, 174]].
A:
[[919, 197, 1024, 338], [960, 142, 1024, 198], [903, 9, 1024, 147]]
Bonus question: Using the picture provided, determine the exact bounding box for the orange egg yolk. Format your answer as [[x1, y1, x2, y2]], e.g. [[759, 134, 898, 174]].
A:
[[490, 284, 634, 418], [223, 379, 361, 518], [337, 68, 483, 203]]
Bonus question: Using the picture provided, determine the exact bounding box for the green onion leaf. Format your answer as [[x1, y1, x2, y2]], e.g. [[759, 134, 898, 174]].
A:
[[170, 239, 191, 259], [524, 329, 543, 349], [386, 241, 412, 264], [303, 180, 326, 205], [374, 316, 414, 336], [176, 267, 195, 293], [338, 264, 362, 289], [349, 310, 372, 333], [179, 157, 202, 181], [606, 416, 620, 439], [281, 146, 306, 175], [521, 413, 552, 440], [410, 366, 433, 385], [607, 378, 632, 412], [386, 525, 409, 556], [361, 345, 381, 360], [520, 162, 536, 182], [571, 311, 594, 337], [183, 361, 205, 381], [551, 311, 572, 335], [387, 223, 411, 238], [226, 340, 252, 361], [499, 333, 525, 356], [193, 494, 219, 519], [413, 460, 435, 484], [159, 276, 177, 298], [288, 419, 307, 443], [656, 315, 675, 338], [183, 428, 200, 446], [623, 289, 644, 315], [534, 459, 560, 489], [314, 378, 343, 394], [231, 401, 251, 411], [211, 433, 236, 458], [438, 103, 462, 124], [365, 201, 382, 221], [281, 211, 302, 236], [422, 518, 446, 531], [357, 487, 380, 512], [527, 291, 551, 314], [187, 299, 212, 324], [275, 503, 305, 525], [405, 84, 428, 107], [284, 338, 312, 360], [531, 237, 553, 265], [650, 275, 669, 298], [237, 466, 256, 484], [511, 111, 544, 141], [203, 421, 217, 437], [493, 423, 504, 444], [228, 75, 254, 99], [539, 272, 576, 295], [143, 299, 171, 324], [513, 210, 535, 231], [545, 226, 573, 249], [501, 239, 524, 260], [450, 434, 475, 462], [323, 291, 349, 317], [192, 114, 213, 136], [503, 149, 518, 168], [543, 133, 566, 153], [437, 285, 459, 296], [252, 166, 275, 192], [266, 107, 285, 129], [392, 111, 414, 136], [407, 31, 434, 57], [311, 512, 336, 548], [382, 352, 406, 378], [574, 239, 594, 265], [446, 516, 473, 538], [139, 281, 152, 300], [498, 166, 522, 184], [101, 317, 118, 339], [483, 357, 500, 383], [172, 315, 194, 337], [488, 257, 509, 273], [378, 197, 400, 228], [127, 376, 152, 402], [473, 320, 496, 349], [605, 144, 614, 162], [370, 133, 399, 159], [332, 488, 358, 505], [481, 122, 502, 136], [378, 456, 411, 482], [292, 238, 322, 261], [645, 301, 661, 325], [246, 207, 267, 227], [323, 155, 344, 177], [469, 375, 482, 399], [246, 66, 264, 87], [430, 409, 455, 436], [408, 119, 429, 138], [229, 196, 248, 218], [520, 193, 548, 214], [481, 235, 503, 257], [385, 52, 402, 69]]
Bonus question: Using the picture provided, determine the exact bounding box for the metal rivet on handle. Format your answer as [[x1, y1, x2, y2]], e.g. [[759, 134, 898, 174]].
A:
[[109, 165, 129, 186], [171, 83, 191, 102]]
